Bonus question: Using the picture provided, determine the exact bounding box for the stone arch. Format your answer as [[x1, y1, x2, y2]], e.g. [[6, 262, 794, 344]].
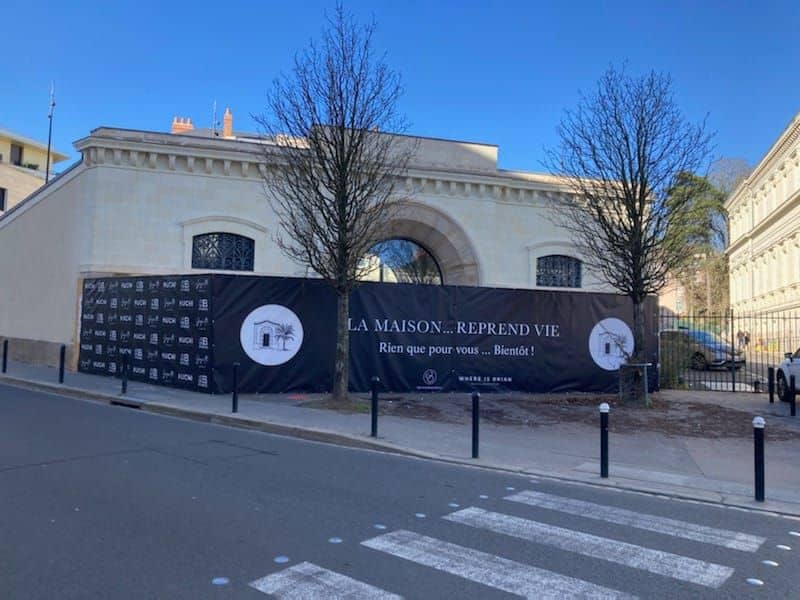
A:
[[381, 202, 481, 285]]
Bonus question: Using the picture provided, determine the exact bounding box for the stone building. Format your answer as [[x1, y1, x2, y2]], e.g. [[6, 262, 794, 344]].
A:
[[0, 110, 608, 366], [727, 112, 800, 317], [0, 128, 67, 213]]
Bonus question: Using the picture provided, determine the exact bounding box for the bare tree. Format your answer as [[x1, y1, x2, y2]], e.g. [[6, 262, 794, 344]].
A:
[[545, 66, 713, 381], [254, 5, 414, 401]]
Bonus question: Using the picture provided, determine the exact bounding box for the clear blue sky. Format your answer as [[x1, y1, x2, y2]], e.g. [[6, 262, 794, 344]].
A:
[[3, 0, 798, 173]]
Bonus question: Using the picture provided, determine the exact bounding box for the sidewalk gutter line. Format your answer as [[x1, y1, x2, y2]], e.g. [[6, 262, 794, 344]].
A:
[[1, 373, 798, 519]]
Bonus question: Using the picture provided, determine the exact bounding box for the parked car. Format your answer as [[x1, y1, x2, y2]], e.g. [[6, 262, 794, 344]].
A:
[[659, 328, 745, 371], [776, 349, 800, 402]]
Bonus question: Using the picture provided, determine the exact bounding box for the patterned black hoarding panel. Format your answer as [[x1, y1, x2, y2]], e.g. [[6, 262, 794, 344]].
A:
[[78, 275, 213, 393]]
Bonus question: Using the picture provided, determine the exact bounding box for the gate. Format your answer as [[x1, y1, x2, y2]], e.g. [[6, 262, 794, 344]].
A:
[[658, 310, 800, 392]]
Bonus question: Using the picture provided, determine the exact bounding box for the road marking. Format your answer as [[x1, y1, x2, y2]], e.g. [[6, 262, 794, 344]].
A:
[[361, 529, 633, 599], [444, 507, 734, 589], [505, 490, 765, 552], [250, 561, 402, 599]]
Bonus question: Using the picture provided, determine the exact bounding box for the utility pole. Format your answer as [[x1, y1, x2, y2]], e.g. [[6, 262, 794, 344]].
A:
[[45, 82, 55, 184]]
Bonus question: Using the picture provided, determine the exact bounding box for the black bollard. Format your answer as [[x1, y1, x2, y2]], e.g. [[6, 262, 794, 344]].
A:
[[232, 362, 240, 413], [58, 345, 65, 384], [121, 354, 129, 395], [2, 339, 7, 373], [768, 367, 774, 403], [753, 416, 765, 502], [600, 403, 609, 478], [471, 391, 480, 459], [370, 376, 380, 437], [791, 375, 797, 417]]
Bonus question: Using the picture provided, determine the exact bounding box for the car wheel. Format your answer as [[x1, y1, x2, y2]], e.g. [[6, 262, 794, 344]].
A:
[[777, 372, 788, 402], [691, 353, 708, 371]]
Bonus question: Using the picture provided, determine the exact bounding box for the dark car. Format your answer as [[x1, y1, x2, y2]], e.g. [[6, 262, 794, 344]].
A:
[[660, 328, 745, 371]]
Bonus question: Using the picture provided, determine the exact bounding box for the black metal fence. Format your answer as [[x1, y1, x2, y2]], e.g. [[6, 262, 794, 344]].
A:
[[658, 310, 800, 393]]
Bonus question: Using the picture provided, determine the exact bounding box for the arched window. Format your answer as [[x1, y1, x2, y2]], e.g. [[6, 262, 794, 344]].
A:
[[191, 232, 254, 271], [536, 255, 582, 288], [360, 239, 443, 285]]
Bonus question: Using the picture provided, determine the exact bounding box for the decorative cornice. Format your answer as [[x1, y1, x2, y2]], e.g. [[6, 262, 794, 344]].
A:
[[726, 112, 800, 211], [72, 127, 574, 205]]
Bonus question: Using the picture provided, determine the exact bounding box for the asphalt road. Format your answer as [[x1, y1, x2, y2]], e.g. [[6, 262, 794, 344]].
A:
[[1, 383, 798, 599]]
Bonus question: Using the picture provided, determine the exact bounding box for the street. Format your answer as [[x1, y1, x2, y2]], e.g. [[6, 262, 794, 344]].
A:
[[1, 383, 798, 598]]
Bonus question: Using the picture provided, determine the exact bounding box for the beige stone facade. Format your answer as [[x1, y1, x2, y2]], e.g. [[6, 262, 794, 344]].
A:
[[727, 112, 800, 316], [0, 128, 67, 213], [0, 121, 611, 365]]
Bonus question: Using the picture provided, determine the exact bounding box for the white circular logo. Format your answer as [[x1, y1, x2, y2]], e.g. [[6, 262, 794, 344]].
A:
[[239, 304, 304, 366], [588, 317, 634, 371]]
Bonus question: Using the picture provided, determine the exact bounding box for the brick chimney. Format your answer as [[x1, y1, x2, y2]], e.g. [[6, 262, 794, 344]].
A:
[[171, 116, 194, 134], [222, 107, 233, 138]]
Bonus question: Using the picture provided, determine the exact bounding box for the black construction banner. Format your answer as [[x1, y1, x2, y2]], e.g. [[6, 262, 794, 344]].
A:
[[78, 275, 213, 393], [210, 275, 657, 395], [77, 274, 656, 395], [211, 275, 336, 394]]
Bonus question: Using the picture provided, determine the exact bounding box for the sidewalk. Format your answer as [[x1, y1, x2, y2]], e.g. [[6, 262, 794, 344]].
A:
[[2, 360, 799, 516]]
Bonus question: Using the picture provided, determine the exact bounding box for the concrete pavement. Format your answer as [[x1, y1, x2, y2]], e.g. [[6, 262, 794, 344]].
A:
[[1, 360, 799, 516]]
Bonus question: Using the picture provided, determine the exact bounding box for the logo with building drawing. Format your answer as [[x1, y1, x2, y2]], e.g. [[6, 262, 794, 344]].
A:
[[239, 304, 304, 366], [588, 317, 634, 371]]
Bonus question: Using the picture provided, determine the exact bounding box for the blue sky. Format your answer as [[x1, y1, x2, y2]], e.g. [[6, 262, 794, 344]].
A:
[[3, 0, 798, 173]]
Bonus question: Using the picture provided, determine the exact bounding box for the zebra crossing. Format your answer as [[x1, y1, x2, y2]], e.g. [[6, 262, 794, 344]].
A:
[[247, 487, 778, 598]]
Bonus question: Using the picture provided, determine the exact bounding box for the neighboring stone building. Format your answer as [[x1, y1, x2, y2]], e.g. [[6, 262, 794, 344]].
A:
[[0, 110, 609, 366], [727, 112, 800, 316], [0, 128, 68, 213]]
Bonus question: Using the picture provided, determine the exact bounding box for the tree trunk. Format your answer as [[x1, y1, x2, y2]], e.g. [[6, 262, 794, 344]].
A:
[[333, 291, 350, 401], [632, 300, 646, 363], [620, 299, 651, 407]]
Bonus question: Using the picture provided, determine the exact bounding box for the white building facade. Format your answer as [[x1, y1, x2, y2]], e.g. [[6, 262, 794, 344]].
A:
[[0, 124, 608, 366], [727, 112, 800, 316]]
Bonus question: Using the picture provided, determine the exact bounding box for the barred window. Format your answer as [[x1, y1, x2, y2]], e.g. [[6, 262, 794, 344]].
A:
[[192, 232, 254, 271], [536, 255, 582, 288]]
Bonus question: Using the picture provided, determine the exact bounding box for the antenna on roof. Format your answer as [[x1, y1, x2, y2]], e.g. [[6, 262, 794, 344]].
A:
[[212, 100, 221, 137], [45, 82, 56, 184]]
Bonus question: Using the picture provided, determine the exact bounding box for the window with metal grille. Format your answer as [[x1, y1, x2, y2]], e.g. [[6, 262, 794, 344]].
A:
[[191, 232, 254, 271], [536, 255, 582, 288]]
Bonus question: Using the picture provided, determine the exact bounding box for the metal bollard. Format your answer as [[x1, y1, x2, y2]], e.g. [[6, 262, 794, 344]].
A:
[[58, 345, 65, 384], [2, 339, 7, 373], [232, 362, 240, 413], [370, 376, 380, 437], [121, 354, 129, 395], [791, 375, 797, 417], [768, 367, 774, 403], [753, 416, 765, 502], [600, 403, 610, 478], [471, 391, 480, 459]]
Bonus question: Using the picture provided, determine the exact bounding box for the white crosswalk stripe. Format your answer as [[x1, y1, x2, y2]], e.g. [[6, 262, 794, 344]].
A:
[[249, 561, 402, 599], [444, 507, 734, 588], [361, 529, 634, 599], [505, 490, 765, 552]]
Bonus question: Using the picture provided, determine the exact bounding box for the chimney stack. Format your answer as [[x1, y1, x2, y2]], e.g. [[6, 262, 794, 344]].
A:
[[171, 116, 194, 134], [223, 107, 233, 138]]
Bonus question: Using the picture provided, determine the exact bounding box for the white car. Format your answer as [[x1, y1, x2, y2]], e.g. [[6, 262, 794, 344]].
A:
[[776, 349, 800, 402]]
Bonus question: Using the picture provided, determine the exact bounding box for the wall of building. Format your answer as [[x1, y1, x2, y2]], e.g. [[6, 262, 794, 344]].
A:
[[727, 113, 800, 316], [0, 164, 45, 211], [0, 163, 94, 364]]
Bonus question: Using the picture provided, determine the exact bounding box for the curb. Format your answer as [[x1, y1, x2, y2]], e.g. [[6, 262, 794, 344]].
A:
[[2, 373, 799, 518]]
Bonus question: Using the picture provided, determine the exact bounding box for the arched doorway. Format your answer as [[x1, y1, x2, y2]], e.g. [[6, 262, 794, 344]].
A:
[[378, 202, 481, 285], [362, 238, 443, 285]]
